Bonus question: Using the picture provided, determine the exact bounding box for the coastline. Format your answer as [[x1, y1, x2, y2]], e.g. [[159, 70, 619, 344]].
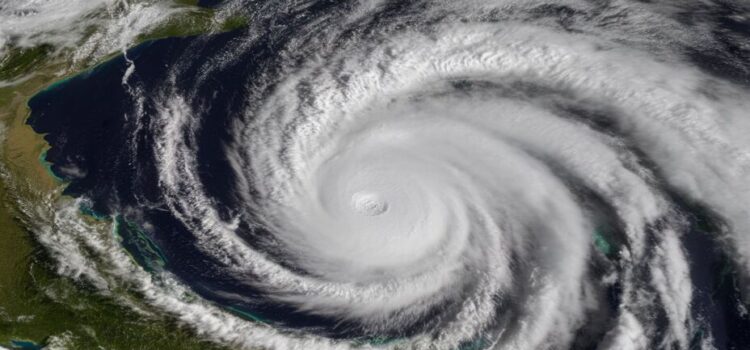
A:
[[0, 2, 246, 348]]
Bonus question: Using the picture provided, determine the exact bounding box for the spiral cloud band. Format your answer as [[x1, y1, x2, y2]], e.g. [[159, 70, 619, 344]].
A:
[[24, 0, 750, 349]]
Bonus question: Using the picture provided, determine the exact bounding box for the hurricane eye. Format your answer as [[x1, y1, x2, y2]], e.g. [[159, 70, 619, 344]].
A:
[[13, 0, 750, 349], [352, 192, 389, 216]]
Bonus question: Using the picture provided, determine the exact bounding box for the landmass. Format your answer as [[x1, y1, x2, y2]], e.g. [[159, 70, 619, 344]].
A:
[[0, 1, 245, 348]]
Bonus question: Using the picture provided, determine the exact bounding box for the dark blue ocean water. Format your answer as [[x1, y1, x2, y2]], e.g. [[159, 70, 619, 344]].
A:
[[25, 2, 430, 338], [23, 1, 750, 348], [30, 38, 359, 338]]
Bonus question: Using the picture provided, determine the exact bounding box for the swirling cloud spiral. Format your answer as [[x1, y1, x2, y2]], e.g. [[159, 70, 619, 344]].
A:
[[27, 0, 750, 349]]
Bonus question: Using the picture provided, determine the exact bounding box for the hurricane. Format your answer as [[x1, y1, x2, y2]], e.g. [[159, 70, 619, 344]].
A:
[[19, 0, 750, 349]]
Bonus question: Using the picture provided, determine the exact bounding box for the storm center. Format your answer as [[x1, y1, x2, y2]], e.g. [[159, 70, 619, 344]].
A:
[[351, 191, 389, 216]]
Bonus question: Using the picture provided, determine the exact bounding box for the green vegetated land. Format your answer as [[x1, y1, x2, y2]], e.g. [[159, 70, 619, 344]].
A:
[[0, 2, 245, 349]]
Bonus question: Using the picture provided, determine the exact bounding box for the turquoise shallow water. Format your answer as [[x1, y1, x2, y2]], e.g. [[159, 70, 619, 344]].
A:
[[9, 340, 42, 350], [18, 0, 750, 349]]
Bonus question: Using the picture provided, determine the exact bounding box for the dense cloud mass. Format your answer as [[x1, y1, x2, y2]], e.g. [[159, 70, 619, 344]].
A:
[[0, 0, 181, 86], [19, 0, 750, 349]]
